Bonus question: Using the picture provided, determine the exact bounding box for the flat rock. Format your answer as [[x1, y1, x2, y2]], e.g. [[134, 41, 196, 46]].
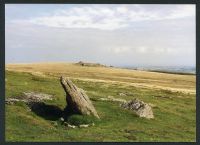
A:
[[79, 124, 89, 128], [22, 92, 53, 102], [119, 93, 126, 96], [6, 92, 54, 105], [5, 98, 27, 104]]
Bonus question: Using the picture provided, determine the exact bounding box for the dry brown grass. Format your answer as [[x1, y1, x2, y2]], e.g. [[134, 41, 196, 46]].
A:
[[6, 62, 196, 94]]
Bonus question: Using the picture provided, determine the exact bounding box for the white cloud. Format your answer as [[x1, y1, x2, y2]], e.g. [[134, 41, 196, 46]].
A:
[[109, 47, 131, 54], [109, 46, 179, 55], [137, 46, 148, 53], [136, 47, 180, 55], [153, 47, 165, 54], [152, 47, 179, 55], [11, 5, 195, 30], [167, 5, 195, 19], [165, 48, 178, 54], [5, 5, 195, 66], [116, 6, 128, 14]]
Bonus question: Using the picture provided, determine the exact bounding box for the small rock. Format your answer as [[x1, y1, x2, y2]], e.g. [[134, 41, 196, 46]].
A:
[[5, 101, 14, 105], [99, 98, 109, 101], [63, 122, 76, 128], [60, 117, 64, 122], [67, 124, 76, 129], [119, 93, 126, 96], [79, 124, 89, 128]]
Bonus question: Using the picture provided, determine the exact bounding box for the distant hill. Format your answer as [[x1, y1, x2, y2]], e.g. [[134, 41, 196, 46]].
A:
[[76, 61, 107, 67]]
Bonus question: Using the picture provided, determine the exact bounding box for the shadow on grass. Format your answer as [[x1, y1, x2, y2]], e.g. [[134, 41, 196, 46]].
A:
[[28, 102, 63, 121], [27, 102, 97, 123]]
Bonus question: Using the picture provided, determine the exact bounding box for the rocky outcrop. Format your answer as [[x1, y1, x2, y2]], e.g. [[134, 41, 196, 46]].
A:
[[76, 61, 106, 67], [60, 76, 100, 119], [120, 98, 154, 119], [23, 92, 53, 102], [5, 92, 54, 105]]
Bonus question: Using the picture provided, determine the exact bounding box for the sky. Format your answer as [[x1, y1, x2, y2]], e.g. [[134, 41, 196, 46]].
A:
[[5, 4, 196, 67]]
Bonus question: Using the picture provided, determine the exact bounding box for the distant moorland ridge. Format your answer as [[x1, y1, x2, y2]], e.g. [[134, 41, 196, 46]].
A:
[[76, 61, 107, 67]]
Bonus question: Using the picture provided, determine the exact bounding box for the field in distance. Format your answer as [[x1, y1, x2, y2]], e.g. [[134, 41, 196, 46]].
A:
[[5, 62, 196, 142]]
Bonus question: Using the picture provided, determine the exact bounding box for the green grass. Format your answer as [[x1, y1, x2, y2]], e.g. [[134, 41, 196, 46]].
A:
[[5, 70, 196, 142], [66, 115, 98, 126]]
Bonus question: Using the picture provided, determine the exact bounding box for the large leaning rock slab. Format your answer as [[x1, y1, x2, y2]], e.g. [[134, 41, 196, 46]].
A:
[[60, 76, 100, 119], [120, 98, 154, 119]]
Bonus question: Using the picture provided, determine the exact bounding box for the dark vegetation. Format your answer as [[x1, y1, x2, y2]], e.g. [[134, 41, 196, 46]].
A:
[[148, 70, 195, 75]]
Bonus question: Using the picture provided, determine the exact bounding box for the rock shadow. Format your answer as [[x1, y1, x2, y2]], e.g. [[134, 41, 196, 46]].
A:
[[62, 106, 81, 120], [28, 102, 63, 121]]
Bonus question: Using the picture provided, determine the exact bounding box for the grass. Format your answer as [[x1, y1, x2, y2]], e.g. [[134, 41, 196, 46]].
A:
[[148, 70, 195, 75], [66, 115, 98, 126], [5, 63, 196, 142], [6, 63, 195, 91]]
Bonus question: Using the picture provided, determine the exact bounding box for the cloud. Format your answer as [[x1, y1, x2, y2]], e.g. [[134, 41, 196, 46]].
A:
[[11, 5, 195, 30], [110, 47, 131, 54], [5, 4, 195, 66], [136, 47, 180, 55], [108, 46, 179, 55], [166, 5, 195, 19], [137, 46, 148, 53]]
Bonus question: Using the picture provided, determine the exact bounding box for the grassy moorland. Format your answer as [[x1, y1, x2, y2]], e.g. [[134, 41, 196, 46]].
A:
[[5, 63, 196, 142]]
